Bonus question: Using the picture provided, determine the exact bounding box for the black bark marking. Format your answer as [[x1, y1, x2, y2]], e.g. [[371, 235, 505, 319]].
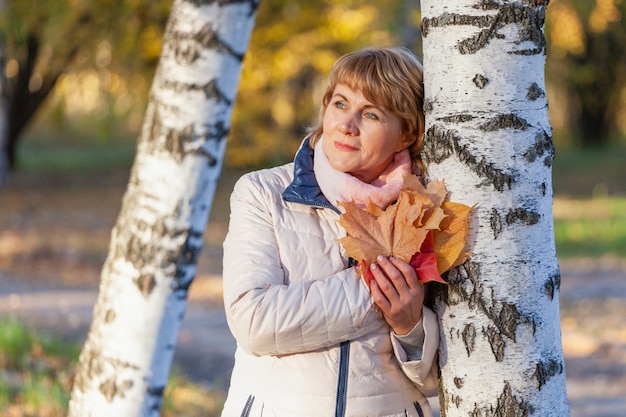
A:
[[454, 377, 464, 389], [495, 302, 524, 342], [99, 377, 134, 402], [424, 125, 514, 192], [469, 382, 532, 415], [165, 125, 195, 163], [104, 309, 116, 323], [422, 13, 493, 38], [146, 384, 166, 412], [422, 3, 547, 56], [163, 120, 229, 163], [495, 381, 530, 416], [532, 358, 564, 390], [99, 377, 117, 402], [473, 0, 501, 10], [444, 261, 536, 362], [523, 131, 555, 167], [505, 208, 540, 226], [114, 216, 204, 296], [135, 274, 157, 298], [192, 121, 231, 166], [462, 323, 477, 357], [438, 114, 476, 124], [160, 78, 232, 106], [491, 208, 503, 239], [473, 74, 489, 89], [200, 120, 230, 142], [444, 261, 484, 309], [195, 23, 245, 60], [479, 114, 530, 132], [171, 229, 204, 296], [485, 325, 506, 361], [543, 271, 561, 300], [451, 393, 463, 408], [142, 100, 209, 161], [146, 385, 166, 398], [202, 79, 233, 104], [167, 2, 256, 64], [424, 99, 434, 114], [146, 103, 165, 146], [526, 82, 545, 101], [195, 148, 218, 166]]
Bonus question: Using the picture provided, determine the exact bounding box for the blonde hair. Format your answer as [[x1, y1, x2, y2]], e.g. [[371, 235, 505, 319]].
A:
[[308, 47, 425, 171]]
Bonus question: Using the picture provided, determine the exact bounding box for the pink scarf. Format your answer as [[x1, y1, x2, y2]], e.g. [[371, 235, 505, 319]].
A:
[[313, 136, 412, 210]]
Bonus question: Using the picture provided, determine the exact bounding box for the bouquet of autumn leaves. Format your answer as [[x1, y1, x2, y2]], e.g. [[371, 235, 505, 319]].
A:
[[337, 175, 472, 286]]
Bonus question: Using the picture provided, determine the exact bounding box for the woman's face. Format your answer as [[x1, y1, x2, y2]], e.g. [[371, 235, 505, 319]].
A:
[[322, 84, 412, 183]]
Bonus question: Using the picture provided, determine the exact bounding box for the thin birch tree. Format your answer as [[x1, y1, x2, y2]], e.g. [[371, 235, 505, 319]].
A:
[[68, 0, 259, 415], [420, 1, 570, 415]]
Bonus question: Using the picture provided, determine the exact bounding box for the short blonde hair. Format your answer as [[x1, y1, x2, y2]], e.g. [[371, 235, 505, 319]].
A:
[[308, 47, 425, 170]]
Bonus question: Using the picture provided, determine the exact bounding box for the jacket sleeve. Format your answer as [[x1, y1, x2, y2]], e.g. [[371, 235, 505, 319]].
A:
[[222, 173, 385, 357], [390, 307, 440, 397]]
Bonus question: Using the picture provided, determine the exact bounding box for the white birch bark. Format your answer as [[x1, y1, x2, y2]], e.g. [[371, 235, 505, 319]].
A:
[[68, 0, 258, 415], [420, 1, 570, 416]]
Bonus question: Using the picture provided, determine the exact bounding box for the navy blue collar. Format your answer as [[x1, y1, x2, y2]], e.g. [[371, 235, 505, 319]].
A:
[[282, 138, 337, 212]]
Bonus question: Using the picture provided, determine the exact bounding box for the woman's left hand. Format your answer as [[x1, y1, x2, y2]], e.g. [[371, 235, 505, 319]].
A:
[[369, 255, 424, 335]]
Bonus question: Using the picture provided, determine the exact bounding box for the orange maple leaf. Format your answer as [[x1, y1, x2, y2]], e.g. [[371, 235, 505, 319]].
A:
[[433, 201, 473, 274], [337, 176, 472, 284], [337, 191, 426, 265]]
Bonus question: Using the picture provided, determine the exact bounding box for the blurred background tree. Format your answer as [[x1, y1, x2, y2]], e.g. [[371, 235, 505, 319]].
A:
[[1, 0, 170, 169], [2, 0, 625, 173], [545, 0, 626, 147]]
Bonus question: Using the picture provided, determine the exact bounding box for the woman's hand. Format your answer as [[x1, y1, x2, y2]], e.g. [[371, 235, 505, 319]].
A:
[[369, 255, 424, 335]]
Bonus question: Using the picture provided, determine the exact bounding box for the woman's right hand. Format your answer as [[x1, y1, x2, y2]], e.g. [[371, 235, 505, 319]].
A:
[[368, 255, 425, 336]]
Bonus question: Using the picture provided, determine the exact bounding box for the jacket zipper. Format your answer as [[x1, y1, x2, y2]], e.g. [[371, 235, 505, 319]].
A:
[[334, 341, 350, 417], [413, 401, 425, 417], [240, 395, 255, 417], [283, 148, 351, 417]]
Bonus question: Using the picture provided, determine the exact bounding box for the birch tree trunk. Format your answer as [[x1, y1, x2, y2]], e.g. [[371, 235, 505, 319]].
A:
[[420, 1, 570, 416], [68, 0, 258, 415]]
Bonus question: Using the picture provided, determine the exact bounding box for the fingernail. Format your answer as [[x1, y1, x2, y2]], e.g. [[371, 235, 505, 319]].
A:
[[377, 255, 384, 262], [370, 263, 377, 270]]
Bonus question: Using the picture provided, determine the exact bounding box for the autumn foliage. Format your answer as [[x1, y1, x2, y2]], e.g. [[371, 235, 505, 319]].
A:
[[337, 175, 472, 286]]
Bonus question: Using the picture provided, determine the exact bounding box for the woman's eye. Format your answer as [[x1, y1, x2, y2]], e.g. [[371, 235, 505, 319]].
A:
[[364, 112, 379, 120], [333, 100, 346, 109]]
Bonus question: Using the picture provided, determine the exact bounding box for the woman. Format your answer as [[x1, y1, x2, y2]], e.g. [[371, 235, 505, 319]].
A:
[[221, 47, 439, 417]]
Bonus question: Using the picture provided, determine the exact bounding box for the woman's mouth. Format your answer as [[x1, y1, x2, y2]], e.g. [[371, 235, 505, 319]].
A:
[[334, 141, 358, 152]]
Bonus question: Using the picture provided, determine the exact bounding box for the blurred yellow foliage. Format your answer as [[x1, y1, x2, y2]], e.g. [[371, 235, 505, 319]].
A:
[[547, 0, 586, 56], [589, 0, 622, 33], [327, 5, 379, 42], [140, 24, 165, 61]]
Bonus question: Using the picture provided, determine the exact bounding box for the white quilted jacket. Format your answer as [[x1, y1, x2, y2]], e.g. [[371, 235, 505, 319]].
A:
[[221, 141, 440, 417]]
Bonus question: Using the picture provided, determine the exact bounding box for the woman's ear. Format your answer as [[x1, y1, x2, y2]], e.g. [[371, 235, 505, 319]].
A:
[[397, 132, 417, 152]]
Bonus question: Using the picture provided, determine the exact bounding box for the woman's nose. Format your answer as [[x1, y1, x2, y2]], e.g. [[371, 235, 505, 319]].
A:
[[338, 115, 359, 136]]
